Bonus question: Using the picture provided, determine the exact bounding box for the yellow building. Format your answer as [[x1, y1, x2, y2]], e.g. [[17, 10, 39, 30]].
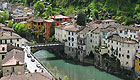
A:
[[135, 53, 140, 75], [25, 17, 45, 33]]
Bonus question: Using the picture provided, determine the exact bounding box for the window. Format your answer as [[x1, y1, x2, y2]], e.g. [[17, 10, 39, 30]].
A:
[[90, 39, 92, 43], [72, 43, 74, 46], [119, 54, 121, 58], [5, 40, 7, 44], [72, 32, 73, 35], [17, 44, 19, 47], [2, 47, 5, 51], [134, 35, 136, 38], [122, 54, 124, 57], [69, 32, 70, 35], [116, 42, 118, 45], [119, 48, 121, 51], [69, 43, 70, 46], [112, 40, 113, 43], [120, 30, 122, 33], [127, 50, 129, 53], [11, 67, 15, 72], [127, 55, 130, 59], [17, 39, 19, 41], [68, 37, 70, 41], [10, 39, 12, 43], [128, 44, 130, 47], [2, 55, 5, 60], [126, 62, 128, 65], [90, 34, 92, 37], [72, 38, 74, 41]]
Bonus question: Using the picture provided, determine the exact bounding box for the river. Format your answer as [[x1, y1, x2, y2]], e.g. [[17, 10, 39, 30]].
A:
[[34, 50, 122, 80]]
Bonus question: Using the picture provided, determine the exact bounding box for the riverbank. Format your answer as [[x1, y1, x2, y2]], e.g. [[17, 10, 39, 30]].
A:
[[34, 50, 122, 80]]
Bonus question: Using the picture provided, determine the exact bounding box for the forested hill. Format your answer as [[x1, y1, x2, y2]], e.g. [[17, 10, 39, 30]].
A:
[[8, 0, 140, 25]]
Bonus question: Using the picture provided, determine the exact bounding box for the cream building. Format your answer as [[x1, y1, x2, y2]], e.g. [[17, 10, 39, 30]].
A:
[[55, 22, 70, 43], [2, 49, 24, 76], [64, 24, 84, 58], [0, 31, 25, 47], [106, 34, 138, 69]]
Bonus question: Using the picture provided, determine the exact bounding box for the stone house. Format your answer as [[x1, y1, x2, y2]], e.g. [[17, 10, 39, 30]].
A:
[[2, 49, 24, 76]]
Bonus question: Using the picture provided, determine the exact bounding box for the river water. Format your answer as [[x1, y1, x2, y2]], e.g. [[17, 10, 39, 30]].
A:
[[34, 50, 122, 80]]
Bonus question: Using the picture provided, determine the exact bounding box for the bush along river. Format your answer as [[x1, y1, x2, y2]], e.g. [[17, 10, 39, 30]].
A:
[[34, 50, 122, 80]]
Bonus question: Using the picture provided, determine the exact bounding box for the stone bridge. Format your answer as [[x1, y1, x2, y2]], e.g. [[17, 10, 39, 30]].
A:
[[28, 43, 64, 55]]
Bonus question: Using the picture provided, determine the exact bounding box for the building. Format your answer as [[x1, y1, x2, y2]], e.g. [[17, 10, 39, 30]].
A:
[[45, 15, 69, 40], [2, 49, 24, 76], [0, 31, 24, 47], [55, 22, 70, 43], [25, 17, 45, 33], [64, 24, 84, 58], [135, 53, 140, 76], [0, 44, 7, 69], [0, 72, 54, 80], [106, 34, 138, 69], [13, 16, 29, 23]]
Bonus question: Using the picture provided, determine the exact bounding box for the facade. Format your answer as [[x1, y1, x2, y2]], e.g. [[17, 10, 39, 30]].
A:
[[2, 49, 25, 76], [13, 16, 29, 23], [64, 24, 84, 58], [0, 31, 24, 47], [106, 34, 138, 69], [55, 22, 70, 43], [0, 44, 7, 69], [45, 15, 69, 40], [25, 17, 45, 33], [0, 72, 54, 80], [135, 53, 140, 76]]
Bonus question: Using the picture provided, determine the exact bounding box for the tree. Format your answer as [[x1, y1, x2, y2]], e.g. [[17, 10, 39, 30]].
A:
[[63, 75, 69, 80], [0, 11, 9, 23], [76, 11, 86, 26], [54, 66, 58, 76], [34, 1, 45, 17], [49, 23, 55, 38], [42, 5, 53, 19], [7, 20, 14, 28]]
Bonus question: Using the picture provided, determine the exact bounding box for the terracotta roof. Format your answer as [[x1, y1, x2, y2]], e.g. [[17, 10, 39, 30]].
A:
[[33, 17, 44, 23], [1, 27, 14, 31], [2, 49, 24, 67], [0, 23, 5, 27], [14, 17, 29, 20], [45, 19, 55, 22], [102, 19, 116, 23], [63, 24, 84, 32], [52, 15, 69, 19], [0, 31, 22, 40], [117, 25, 140, 31], [101, 25, 117, 32], [108, 34, 137, 44], [0, 72, 54, 80], [136, 53, 140, 58]]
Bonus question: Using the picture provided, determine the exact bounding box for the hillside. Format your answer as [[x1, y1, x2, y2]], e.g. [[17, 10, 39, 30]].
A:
[[9, 0, 140, 25]]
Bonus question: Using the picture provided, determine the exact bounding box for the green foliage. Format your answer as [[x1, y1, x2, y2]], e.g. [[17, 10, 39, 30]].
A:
[[13, 23, 27, 37], [63, 75, 69, 80], [42, 5, 53, 19], [34, 1, 45, 17], [54, 66, 58, 76], [76, 11, 86, 26], [48, 35, 55, 42], [7, 20, 14, 28], [0, 11, 9, 23]]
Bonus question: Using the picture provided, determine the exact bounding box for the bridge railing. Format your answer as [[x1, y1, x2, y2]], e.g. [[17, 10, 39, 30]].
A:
[[30, 51, 55, 78]]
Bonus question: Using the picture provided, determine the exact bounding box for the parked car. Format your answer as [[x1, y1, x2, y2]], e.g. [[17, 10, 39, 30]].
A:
[[31, 59, 35, 62], [36, 64, 41, 68], [27, 54, 32, 58]]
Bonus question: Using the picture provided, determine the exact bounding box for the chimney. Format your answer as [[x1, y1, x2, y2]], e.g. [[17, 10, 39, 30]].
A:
[[10, 31, 12, 36], [16, 61, 19, 65], [2, 32, 3, 36]]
